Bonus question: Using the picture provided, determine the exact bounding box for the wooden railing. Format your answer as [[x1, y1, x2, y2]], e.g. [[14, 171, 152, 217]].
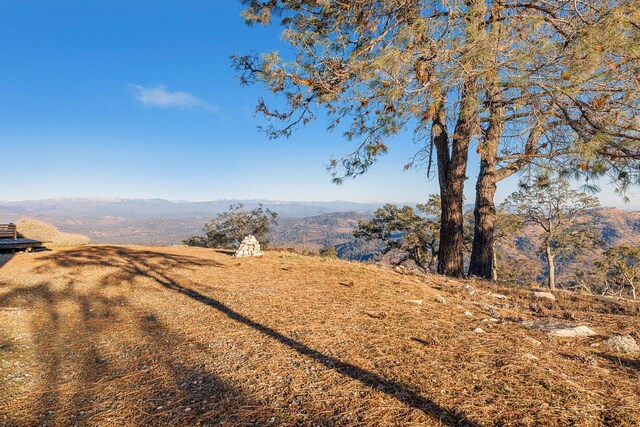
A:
[[0, 223, 17, 240]]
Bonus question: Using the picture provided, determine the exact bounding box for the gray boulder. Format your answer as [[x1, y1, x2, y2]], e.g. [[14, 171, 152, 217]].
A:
[[522, 321, 597, 338], [378, 248, 410, 265]]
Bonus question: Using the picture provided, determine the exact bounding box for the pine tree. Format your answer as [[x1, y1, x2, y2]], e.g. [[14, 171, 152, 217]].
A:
[[233, 0, 640, 278], [505, 179, 600, 289], [184, 204, 278, 249]]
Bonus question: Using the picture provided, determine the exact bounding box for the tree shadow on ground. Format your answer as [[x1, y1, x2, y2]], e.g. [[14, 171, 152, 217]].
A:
[[597, 352, 640, 373], [18, 246, 480, 426], [0, 253, 13, 268], [0, 282, 326, 425]]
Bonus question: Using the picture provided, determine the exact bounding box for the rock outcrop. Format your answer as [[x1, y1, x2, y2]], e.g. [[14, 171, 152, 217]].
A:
[[534, 291, 556, 301]]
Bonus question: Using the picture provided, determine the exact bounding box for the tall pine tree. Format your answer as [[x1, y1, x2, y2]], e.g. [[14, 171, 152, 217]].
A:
[[233, 1, 640, 278]]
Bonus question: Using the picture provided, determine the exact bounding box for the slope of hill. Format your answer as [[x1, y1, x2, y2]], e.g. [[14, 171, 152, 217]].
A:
[[497, 208, 640, 285], [268, 212, 368, 251], [1, 245, 639, 426]]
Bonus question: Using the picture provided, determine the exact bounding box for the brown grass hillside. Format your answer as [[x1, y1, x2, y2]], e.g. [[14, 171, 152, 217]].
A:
[[16, 218, 90, 248], [1, 246, 639, 426]]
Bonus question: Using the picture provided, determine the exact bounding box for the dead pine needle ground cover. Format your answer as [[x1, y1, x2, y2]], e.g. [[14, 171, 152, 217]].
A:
[[0, 245, 639, 426]]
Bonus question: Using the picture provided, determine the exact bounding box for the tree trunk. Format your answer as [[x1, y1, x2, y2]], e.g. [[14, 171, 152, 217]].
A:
[[468, 56, 504, 279], [626, 277, 636, 300], [433, 2, 482, 277], [438, 180, 466, 277], [428, 241, 438, 271], [545, 243, 556, 289], [434, 86, 474, 277], [491, 244, 498, 281], [468, 160, 498, 279]]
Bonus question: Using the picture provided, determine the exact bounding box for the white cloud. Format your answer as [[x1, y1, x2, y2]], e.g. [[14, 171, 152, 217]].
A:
[[129, 84, 218, 113]]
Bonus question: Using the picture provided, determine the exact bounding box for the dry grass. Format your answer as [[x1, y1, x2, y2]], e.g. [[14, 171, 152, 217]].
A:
[[16, 218, 90, 247], [0, 245, 639, 426]]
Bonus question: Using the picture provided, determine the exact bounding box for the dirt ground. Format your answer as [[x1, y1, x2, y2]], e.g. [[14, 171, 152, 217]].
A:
[[0, 245, 639, 426]]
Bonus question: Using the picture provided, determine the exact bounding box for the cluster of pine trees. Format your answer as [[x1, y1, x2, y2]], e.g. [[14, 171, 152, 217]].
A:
[[353, 178, 638, 298], [233, 0, 640, 281]]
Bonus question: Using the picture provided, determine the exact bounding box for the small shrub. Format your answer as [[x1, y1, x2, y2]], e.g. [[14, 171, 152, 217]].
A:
[[319, 246, 338, 258], [16, 218, 90, 248]]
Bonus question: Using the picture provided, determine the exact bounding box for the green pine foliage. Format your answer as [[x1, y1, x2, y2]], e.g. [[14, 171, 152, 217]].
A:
[[184, 204, 278, 249], [505, 178, 601, 288], [353, 195, 441, 269]]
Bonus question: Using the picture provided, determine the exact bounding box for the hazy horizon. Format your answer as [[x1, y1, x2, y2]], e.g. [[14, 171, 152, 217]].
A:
[[1, 195, 638, 211]]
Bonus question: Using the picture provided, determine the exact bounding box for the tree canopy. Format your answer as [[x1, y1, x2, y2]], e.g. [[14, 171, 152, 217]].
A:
[[353, 195, 441, 269], [184, 204, 278, 249], [505, 178, 601, 289], [234, 0, 640, 277], [596, 244, 640, 299]]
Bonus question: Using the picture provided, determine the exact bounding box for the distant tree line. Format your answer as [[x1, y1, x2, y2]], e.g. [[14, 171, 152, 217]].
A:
[[184, 186, 638, 299]]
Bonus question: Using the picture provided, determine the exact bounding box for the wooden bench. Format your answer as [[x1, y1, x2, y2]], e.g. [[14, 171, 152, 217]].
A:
[[0, 223, 17, 240]]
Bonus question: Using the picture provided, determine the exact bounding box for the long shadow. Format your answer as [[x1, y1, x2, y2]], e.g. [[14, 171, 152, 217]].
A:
[[157, 281, 478, 426], [35, 246, 224, 291], [598, 352, 640, 373], [0, 253, 13, 268], [0, 271, 297, 425], [118, 248, 479, 425], [38, 246, 479, 426], [36, 245, 222, 274]]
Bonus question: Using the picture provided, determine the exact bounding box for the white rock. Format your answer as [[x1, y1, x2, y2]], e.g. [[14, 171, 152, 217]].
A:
[[435, 296, 446, 304], [603, 335, 639, 353], [549, 325, 597, 338], [534, 291, 556, 301], [405, 299, 424, 305], [522, 353, 540, 361], [522, 321, 597, 338], [473, 327, 485, 334], [494, 294, 508, 300], [464, 311, 473, 317]]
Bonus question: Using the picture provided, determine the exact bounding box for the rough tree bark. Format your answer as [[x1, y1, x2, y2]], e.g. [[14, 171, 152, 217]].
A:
[[437, 172, 468, 277], [435, 84, 474, 277], [468, 156, 499, 279], [468, 77, 504, 279], [469, 122, 542, 279]]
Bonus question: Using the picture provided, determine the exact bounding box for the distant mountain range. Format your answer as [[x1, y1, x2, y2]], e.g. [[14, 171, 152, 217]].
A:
[[0, 197, 385, 219]]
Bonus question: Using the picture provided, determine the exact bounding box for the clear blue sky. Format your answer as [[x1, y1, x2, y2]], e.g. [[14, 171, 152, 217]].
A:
[[0, 1, 635, 207]]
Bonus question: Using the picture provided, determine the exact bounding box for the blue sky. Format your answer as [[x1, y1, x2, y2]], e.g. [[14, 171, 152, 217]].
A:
[[0, 1, 636, 207]]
